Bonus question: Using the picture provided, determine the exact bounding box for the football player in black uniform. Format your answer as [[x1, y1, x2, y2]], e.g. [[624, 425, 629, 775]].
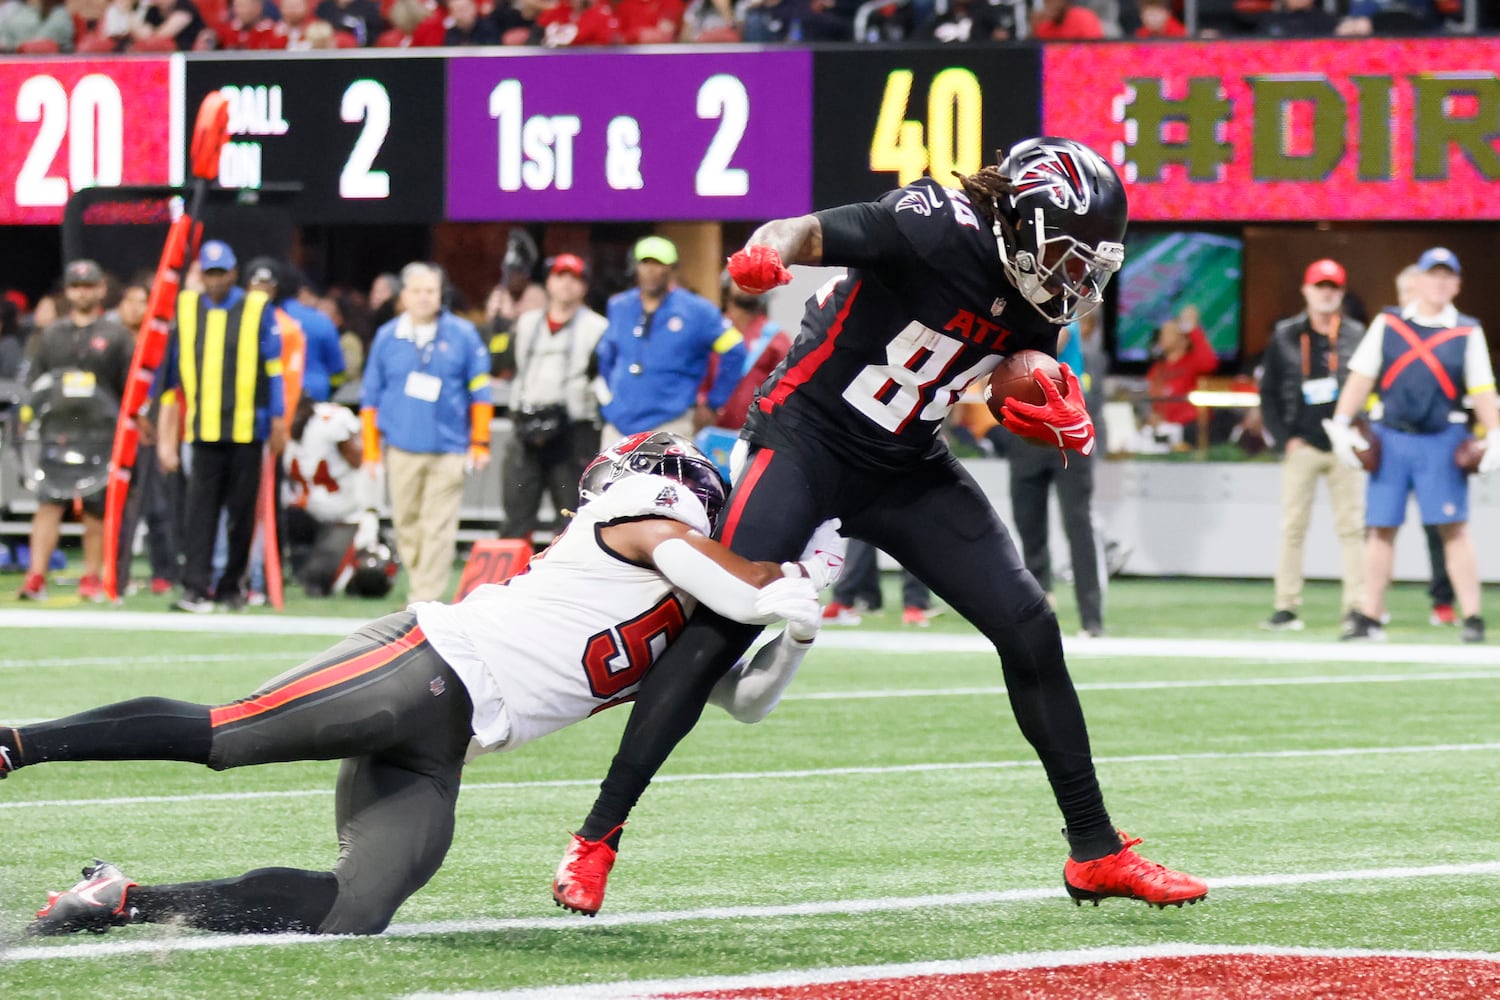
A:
[[553, 137, 1208, 916]]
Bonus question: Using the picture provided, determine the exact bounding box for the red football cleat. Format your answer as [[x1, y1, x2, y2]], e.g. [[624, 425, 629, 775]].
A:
[[553, 825, 621, 917], [78, 574, 104, 602], [1063, 832, 1208, 909], [28, 860, 138, 936]]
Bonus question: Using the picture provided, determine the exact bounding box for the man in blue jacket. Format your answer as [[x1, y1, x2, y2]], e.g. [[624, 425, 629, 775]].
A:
[[360, 262, 492, 604], [596, 236, 745, 443]]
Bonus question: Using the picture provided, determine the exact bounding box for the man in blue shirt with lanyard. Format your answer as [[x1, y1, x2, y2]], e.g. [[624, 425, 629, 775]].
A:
[[595, 236, 746, 442], [157, 241, 286, 613], [1327, 248, 1500, 644], [360, 262, 493, 604]]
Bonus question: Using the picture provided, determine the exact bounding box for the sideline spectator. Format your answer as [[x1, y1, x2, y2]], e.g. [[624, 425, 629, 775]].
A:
[[156, 240, 286, 613], [713, 284, 791, 431], [1134, 0, 1184, 35], [0, 0, 72, 50], [360, 262, 492, 604], [615, 0, 684, 40], [499, 253, 607, 546], [266, 264, 345, 403], [1008, 320, 1105, 637], [495, 0, 548, 40], [444, 0, 501, 42], [279, 0, 330, 46], [1330, 248, 1500, 644], [1258, 259, 1365, 634], [539, 0, 622, 44], [1030, 0, 1106, 38], [921, 0, 1015, 40], [1145, 311, 1218, 446], [217, 0, 287, 48], [678, 0, 735, 39], [16, 260, 132, 602], [316, 0, 383, 43], [1336, 0, 1450, 35], [594, 235, 744, 441], [1261, 0, 1338, 36], [487, 232, 546, 333], [130, 0, 208, 49]]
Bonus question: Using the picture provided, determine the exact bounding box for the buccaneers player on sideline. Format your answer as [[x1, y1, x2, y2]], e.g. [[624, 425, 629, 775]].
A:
[[4, 432, 845, 937], [553, 137, 1208, 916]]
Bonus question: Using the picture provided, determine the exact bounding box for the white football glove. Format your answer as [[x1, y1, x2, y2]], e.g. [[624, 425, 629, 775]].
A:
[[785, 518, 847, 591], [752, 576, 822, 642], [1479, 438, 1500, 477], [1322, 416, 1368, 470], [352, 509, 381, 552]]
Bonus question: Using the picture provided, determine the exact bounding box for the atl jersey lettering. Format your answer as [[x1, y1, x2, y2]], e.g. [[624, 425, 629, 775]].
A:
[[744, 178, 1060, 471], [413, 473, 711, 757], [283, 403, 362, 524]]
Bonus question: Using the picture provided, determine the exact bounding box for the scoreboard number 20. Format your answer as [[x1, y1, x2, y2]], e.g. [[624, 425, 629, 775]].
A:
[[869, 67, 983, 188], [15, 74, 124, 208]]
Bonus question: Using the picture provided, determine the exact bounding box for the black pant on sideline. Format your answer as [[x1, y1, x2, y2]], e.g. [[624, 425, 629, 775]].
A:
[[1008, 442, 1104, 634], [182, 442, 262, 601]]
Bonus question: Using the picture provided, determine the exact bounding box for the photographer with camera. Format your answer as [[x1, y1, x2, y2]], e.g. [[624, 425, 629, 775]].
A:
[[500, 254, 607, 546]]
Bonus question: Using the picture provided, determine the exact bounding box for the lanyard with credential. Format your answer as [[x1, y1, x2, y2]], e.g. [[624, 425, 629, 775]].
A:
[[1299, 312, 1338, 379]]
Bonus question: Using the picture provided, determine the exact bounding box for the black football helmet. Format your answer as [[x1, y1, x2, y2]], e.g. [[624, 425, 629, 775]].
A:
[[579, 431, 728, 529], [994, 137, 1127, 326]]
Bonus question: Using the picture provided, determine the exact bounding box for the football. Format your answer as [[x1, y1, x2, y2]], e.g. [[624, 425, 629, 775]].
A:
[[983, 350, 1066, 421], [1454, 437, 1487, 475], [1350, 415, 1381, 474]]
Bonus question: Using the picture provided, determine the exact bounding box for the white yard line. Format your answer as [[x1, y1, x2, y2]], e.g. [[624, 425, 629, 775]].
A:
[[1, 609, 1495, 665], [4, 741, 1499, 811], [0, 652, 315, 671], [6, 863, 1500, 964], [404, 943, 1500, 1000]]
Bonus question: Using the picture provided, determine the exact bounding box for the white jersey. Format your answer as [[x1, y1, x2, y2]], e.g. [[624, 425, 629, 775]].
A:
[[413, 473, 711, 756], [283, 403, 362, 524]]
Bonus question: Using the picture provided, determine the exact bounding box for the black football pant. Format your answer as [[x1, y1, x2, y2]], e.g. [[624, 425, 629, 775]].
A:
[[181, 441, 262, 602], [1007, 442, 1104, 634], [8, 613, 474, 934], [580, 440, 1117, 859]]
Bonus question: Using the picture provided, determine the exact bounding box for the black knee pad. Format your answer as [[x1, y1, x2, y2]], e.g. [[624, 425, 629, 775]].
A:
[[988, 603, 1065, 678]]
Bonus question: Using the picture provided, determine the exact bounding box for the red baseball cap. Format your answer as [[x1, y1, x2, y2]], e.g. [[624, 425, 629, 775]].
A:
[[1303, 259, 1346, 287], [548, 253, 588, 279]]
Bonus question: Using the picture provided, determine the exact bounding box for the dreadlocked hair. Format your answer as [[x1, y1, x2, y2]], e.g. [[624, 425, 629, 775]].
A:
[[954, 166, 1015, 226]]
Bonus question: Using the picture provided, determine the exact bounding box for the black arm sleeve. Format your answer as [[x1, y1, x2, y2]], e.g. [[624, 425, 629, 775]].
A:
[[815, 202, 923, 273]]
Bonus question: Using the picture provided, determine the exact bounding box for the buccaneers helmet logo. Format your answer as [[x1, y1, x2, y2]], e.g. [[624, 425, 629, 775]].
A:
[[1011, 147, 1091, 215]]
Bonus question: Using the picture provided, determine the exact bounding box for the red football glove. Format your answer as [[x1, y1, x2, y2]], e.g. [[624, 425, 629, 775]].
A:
[[726, 245, 793, 295], [1000, 363, 1096, 460]]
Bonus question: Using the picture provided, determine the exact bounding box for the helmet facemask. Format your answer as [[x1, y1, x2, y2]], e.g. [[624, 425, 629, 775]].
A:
[[996, 208, 1123, 326]]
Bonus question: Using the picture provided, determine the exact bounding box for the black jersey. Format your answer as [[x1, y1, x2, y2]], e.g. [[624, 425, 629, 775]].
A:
[[743, 179, 1060, 472]]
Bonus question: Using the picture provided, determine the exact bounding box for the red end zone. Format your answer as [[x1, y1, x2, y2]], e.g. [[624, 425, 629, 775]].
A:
[[665, 954, 1500, 1000]]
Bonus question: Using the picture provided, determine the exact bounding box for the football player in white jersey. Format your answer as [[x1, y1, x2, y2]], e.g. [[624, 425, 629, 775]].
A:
[[283, 398, 365, 525], [7, 432, 845, 937]]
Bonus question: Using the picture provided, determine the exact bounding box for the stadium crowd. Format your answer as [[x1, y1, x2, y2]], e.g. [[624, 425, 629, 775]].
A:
[[0, 0, 1487, 55]]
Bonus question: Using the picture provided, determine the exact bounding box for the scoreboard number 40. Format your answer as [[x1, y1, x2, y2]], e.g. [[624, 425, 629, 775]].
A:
[[869, 67, 983, 189]]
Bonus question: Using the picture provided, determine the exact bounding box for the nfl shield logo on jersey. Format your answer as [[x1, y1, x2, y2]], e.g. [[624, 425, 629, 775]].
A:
[[653, 486, 679, 510]]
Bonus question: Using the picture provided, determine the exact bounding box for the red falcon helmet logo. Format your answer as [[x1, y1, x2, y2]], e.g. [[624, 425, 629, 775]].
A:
[[1011, 146, 1091, 215]]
